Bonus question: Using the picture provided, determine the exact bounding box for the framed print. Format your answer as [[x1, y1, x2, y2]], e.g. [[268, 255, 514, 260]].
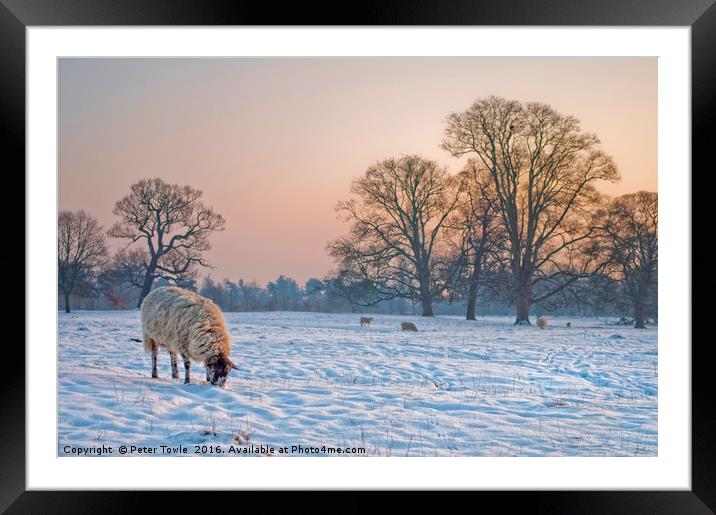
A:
[[3, 0, 713, 512]]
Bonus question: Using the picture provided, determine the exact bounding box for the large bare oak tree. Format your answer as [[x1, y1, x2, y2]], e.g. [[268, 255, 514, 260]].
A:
[[442, 96, 619, 324], [58, 210, 108, 313], [108, 178, 225, 307], [328, 155, 464, 316]]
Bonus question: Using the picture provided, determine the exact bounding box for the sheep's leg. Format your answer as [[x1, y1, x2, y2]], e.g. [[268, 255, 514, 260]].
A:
[[169, 352, 179, 379], [144, 335, 159, 379], [182, 353, 191, 384], [150, 343, 158, 379]]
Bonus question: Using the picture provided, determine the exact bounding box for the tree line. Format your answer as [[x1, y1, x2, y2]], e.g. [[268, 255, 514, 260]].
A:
[[59, 96, 657, 328], [328, 96, 656, 327]]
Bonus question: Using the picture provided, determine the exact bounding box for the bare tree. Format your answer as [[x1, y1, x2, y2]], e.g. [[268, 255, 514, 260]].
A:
[[328, 155, 464, 316], [448, 159, 506, 320], [442, 96, 619, 324], [594, 191, 658, 328], [108, 178, 225, 307], [58, 210, 108, 313]]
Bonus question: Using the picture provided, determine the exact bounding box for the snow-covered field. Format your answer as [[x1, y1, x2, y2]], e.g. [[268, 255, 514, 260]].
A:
[[58, 311, 657, 457]]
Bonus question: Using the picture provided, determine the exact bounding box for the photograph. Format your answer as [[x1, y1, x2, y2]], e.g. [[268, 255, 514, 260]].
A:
[[57, 56, 659, 458]]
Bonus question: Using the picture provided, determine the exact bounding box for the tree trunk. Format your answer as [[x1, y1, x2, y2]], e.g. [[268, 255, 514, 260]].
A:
[[634, 301, 646, 329], [465, 259, 481, 321], [465, 286, 477, 320], [137, 263, 157, 308], [514, 290, 531, 325], [421, 295, 434, 317], [417, 263, 434, 317], [64, 291, 71, 313]]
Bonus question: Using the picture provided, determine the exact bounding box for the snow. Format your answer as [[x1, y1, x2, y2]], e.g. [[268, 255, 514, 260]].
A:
[[58, 311, 657, 457]]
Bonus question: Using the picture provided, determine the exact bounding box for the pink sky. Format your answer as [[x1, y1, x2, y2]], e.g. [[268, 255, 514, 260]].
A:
[[59, 57, 657, 286]]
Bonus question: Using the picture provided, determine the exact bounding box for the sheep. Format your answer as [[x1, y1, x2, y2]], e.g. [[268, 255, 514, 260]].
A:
[[536, 316, 548, 329], [566, 322, 572, 328], [360, 316, 373, 327], [140, 286, 237, 386], [401, 322, 418, 332]]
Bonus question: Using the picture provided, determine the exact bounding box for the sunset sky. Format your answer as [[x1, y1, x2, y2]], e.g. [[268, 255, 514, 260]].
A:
[[59, 57, 657, 286]]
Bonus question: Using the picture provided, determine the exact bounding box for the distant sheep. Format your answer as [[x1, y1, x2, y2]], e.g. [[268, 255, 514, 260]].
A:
[[536, 316, 548, 329], [360, 316, 373, 327], [140, 286, 237, 386], [401, 322, 418, 332], [566, 322, 571, 328]]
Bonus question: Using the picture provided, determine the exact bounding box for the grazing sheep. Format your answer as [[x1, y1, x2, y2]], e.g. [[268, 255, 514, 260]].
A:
[[360, 316, 373, 327], [536, 316, 548, 329], [401, 322, 418, 332], [140, 286, 237, 386]]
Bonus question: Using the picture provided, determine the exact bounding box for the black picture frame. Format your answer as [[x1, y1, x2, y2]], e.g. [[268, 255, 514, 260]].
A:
[[2, 0, 711, 512]]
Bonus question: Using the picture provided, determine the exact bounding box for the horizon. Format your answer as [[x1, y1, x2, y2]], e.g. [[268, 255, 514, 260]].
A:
[[59, 57, 657, 286]]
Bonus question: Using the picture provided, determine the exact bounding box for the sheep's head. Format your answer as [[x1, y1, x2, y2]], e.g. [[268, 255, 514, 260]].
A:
[[205, 355, 238, 387]]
